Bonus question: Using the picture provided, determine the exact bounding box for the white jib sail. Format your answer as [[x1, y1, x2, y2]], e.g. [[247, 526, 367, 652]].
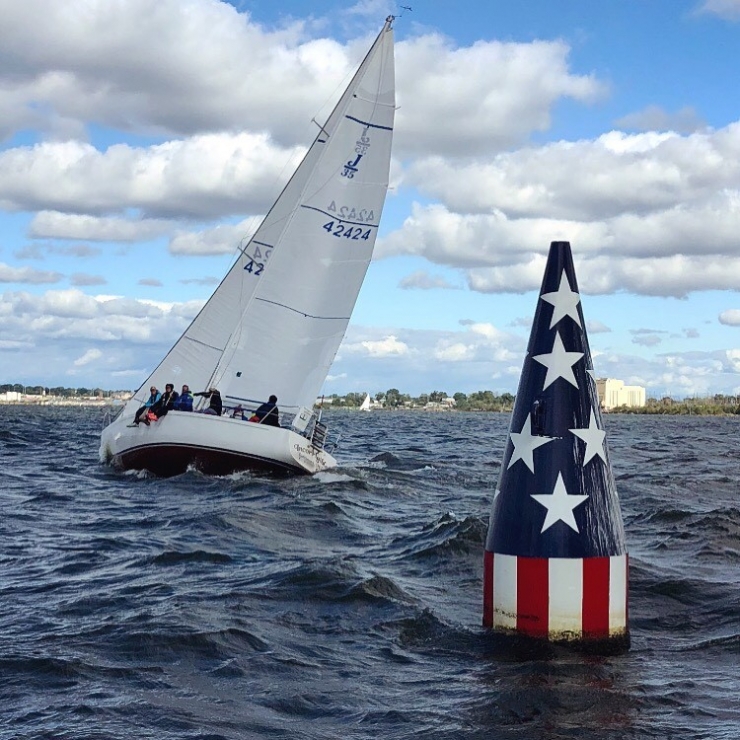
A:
[[125, 19, 396, 417]]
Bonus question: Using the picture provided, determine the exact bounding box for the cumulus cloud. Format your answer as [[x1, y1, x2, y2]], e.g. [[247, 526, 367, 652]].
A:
[[70, 273, 106, 287], [0, 288, 207, 385], [179, 277, 220, 286], [433, 322, 516, 362], [401, 126, 740, 223], [395, 35, 604, 157], [0, 289, 199, 341], [15, 243, 103, 260], [169, 219, 258, 256], [358, 335, 410, 357], [73, 348, 102, 367], [630, 329, 667, 347], [29, 212, 177, 242], [726, 348, 740, 372], [719, 309, 740, 326], [614, 105, 705, 134], [587, 320, 611, 333], [696, 0, 740, 21], [0, 0, 360, 144], [0, 135, 302, 219], [632, 334, 664, 347], [0, 263, 63, 284], [398, 270, 460, 290]]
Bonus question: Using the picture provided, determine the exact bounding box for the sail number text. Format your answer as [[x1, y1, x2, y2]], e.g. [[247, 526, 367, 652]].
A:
[[326, 202, 375, 223], [322, 221, 372, 240], [242, 245, 271, 276]]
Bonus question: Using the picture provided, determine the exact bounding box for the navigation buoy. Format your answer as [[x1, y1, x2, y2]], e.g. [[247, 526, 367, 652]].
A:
[[483, 241, 629, 651]]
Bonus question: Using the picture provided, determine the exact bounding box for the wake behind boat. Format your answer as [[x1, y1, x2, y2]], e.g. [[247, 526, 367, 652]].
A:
[[100, 18, 396, 477]]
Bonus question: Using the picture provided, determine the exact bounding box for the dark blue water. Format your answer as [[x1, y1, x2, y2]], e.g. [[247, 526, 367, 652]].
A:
[[1, 407, 738, 739]]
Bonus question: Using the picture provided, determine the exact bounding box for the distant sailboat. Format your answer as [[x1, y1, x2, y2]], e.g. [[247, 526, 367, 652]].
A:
[[359, 393, 372, 412], [100, 17, 396, 477]]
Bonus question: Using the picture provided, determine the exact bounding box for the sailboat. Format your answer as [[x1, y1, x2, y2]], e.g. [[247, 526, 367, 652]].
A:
[[100, 17, 396, 477], [359, 393, 372, 411]]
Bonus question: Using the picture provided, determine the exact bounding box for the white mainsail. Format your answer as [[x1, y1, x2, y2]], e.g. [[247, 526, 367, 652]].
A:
[[360, 393, 372, 411], [123, 18, 396, 417]]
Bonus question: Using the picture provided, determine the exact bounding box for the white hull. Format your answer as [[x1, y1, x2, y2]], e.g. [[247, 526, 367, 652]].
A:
[[100, 410, 337, 477]]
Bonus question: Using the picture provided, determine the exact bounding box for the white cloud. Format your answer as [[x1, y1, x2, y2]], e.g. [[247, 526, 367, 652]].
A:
[[0, 135, 302, 219], [400, 126, 740, 223], [434, 342, 474, 361], [632, 334, 663, 347], [70, 273, 106, 287], [395, 35, 604, 157], [73, 349, 102, 367], [719, 309, 740, 326], [169, 219, 258, 256], [360, 335, 410, 357], [726, 348, 740, 372], [398, 270, 460, 290], [0, 0, 356, 143], [696, 0, 740, 21], [29, 212, 176, 242], [587, 320, 611, 333], [0, 263, 63, 284], [614, 105, 705, 134]]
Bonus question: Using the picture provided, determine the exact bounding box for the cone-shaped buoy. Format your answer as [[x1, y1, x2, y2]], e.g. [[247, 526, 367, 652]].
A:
[[483, 241, 629, 651]]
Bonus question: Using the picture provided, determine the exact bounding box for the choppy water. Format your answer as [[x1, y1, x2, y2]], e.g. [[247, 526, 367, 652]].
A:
[[1, 406, 738, 739]]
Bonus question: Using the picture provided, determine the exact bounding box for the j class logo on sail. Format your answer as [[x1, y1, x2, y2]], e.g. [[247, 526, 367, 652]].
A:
[[341, 128, 371, 179], [242, 245, 271, 276]]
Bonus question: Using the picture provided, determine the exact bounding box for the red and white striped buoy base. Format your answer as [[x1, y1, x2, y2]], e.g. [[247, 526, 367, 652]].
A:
[[483, 551, 629, 649]]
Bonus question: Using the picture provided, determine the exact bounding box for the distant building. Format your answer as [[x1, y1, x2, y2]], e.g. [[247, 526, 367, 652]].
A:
[[596, 378, 646, 411]]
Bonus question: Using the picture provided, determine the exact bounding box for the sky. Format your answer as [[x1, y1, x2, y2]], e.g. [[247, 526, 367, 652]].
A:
[[2, 0, 740, 399]]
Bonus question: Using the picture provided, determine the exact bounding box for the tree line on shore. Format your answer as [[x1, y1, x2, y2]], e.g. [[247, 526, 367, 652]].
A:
[[1, 384, 125, 398], [5, 383, 740, 415], [324, 390, 740, 415], [325, 389, 516, 412]]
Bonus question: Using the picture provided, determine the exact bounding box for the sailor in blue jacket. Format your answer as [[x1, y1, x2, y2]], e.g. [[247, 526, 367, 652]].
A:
[[147, 383, 179, 423], [173, 385, 194, 411], [132, 386, 161, 425]]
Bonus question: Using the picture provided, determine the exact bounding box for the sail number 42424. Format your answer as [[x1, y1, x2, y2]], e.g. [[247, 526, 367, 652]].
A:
[[322, 221, 371, 240]]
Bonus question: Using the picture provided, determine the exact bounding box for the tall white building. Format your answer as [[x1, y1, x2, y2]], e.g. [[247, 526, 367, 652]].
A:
[[596, 378, 646, 410]]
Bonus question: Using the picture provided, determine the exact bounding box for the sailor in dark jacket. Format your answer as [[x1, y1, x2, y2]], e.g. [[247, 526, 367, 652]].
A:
[[147, 383, 179, 423], [194, 388, 222, 416], [252, 395, 280, 427]]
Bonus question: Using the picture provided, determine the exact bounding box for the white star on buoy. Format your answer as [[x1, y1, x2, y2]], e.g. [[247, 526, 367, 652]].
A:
[[532, 331, 584, 390], [508, 414, 557, 473], [531, 472, 589, 533], [540, 271, 582, 328], [570, 409, 607, 465]]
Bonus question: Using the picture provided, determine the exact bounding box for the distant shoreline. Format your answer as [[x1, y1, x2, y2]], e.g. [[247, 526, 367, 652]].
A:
[[0, 399, 120, 407]]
